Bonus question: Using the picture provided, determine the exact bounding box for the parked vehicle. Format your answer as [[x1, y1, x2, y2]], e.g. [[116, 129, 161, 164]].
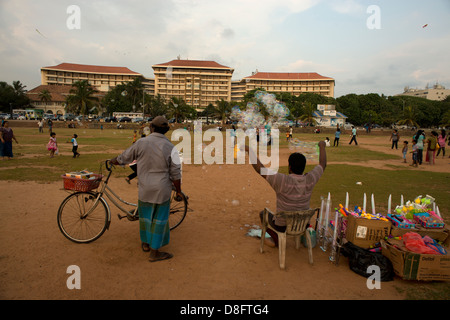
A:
[[64, 113, 76, 121], [119, 116, 132, 123], [131, 117, 144, 123]]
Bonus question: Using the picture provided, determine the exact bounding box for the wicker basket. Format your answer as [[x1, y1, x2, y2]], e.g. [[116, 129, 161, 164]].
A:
[[62, 174, 103, 192]]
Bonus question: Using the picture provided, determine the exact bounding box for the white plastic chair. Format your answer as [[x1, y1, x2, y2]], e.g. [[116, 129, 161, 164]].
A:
[[260, 207, 318, 270]]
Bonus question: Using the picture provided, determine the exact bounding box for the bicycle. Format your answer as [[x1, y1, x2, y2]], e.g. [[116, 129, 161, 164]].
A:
[[57, 160, 189, 243]]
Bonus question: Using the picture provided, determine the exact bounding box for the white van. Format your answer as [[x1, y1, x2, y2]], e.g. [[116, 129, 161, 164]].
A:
[[343, 123, 354, 130]]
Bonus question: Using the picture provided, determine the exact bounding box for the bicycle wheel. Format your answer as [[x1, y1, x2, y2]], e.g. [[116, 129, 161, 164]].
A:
[[57, 191, 110, 243], [169, 190, 188, 230]]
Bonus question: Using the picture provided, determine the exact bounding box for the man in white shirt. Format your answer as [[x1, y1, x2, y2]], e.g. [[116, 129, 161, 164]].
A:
[[110, 116, 182, 262]]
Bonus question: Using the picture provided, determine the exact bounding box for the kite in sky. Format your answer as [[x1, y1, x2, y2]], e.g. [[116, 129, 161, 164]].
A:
[[422, 24, 428, 28], [35, 28, 47, 38]]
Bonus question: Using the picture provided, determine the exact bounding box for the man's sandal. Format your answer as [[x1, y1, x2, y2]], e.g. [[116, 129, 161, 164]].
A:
[[149, 252, 173, 262], [141, 242, 150, 252]]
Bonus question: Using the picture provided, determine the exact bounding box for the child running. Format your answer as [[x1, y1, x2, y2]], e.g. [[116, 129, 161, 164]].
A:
[[47, 132, 58, 158], [70, 134, 80, 158]]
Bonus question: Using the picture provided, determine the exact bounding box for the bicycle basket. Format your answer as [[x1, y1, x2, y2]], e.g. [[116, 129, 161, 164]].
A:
[[62, 174, 103, 192]]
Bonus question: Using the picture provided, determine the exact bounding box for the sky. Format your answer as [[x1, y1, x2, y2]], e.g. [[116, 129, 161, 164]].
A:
[[0, 0, 449, 98]]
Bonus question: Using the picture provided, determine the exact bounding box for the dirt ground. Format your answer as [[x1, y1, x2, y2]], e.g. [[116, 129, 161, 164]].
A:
[[0, 135, 449, 300]]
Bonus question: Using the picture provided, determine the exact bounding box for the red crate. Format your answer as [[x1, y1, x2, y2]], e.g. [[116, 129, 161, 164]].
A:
[[62, 174, 103, 192]]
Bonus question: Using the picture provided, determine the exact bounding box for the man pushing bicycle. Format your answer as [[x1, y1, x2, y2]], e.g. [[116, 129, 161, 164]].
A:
[[110, 116, 182, 262]]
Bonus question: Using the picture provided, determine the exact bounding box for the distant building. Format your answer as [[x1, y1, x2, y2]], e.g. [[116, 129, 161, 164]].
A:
[[398, 83, 450, 101], [313, 104, 348, 127], [26, 85, 72, 115], [40, 62, 143, 92], [31, 60, 336, 115], [231, 71, 335, 102], [152, 59, 234, 111]]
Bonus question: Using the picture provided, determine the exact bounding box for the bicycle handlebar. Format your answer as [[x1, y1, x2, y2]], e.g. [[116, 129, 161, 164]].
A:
[[105, 159, 114, 172]]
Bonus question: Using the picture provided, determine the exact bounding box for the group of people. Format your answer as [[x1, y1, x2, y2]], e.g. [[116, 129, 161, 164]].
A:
[[110, 116, 327, 262], [330, 126, 354, 147], [402, 129, 447, 167]]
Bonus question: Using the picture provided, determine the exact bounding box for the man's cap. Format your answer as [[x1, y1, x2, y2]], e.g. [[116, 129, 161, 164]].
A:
[[151, 116, 169, 127]]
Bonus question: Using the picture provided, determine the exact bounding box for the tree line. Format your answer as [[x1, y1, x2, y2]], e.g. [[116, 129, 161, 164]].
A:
[[1, 79, 449, 128]]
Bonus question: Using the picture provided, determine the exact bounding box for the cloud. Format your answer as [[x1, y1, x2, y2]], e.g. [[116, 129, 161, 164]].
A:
[[329, 0, 365, 15]]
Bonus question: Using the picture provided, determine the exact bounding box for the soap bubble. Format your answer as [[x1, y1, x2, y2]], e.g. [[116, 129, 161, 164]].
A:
[[289, 139, 319, 160], [232, 91, 290, 131], [166, 65, 173, 80]]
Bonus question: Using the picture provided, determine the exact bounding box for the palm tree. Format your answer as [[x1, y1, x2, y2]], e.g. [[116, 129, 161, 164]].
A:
[[125, 77, 144, 108], [298, 102, 317, 126], [214, 99, 231, 125], [397, 105, 419, 128], [65, 80, 98, 118], [12, 81, 27, 95], [38, 89, 52, 112], [167, 97, 189, 123], [147, 94, 168, 117]]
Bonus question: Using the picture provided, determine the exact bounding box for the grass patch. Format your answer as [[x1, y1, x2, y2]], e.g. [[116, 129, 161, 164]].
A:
[[278, 164, 450, 222]]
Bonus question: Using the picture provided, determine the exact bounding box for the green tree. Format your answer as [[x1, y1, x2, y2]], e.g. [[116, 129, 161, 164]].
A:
[[440, 109, 450, 128], [147, 94, 168, 117], [65, 80, 99, 117], [38, 89, 52, 103], [125, 77, 144, 109], [298, 102, 317, 125], [397, 105, 419, 128], [214, 99, 232, 125], [167, 97, 191, 123], [0, 81, 30, 112]]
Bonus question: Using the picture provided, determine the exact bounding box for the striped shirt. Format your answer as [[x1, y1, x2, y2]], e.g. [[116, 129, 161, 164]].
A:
[[116, 132, 181, 204], [265, 165, 324, 226]]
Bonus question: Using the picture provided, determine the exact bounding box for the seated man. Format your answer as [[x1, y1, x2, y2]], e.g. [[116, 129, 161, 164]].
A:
[[246, 140, 327, 247]]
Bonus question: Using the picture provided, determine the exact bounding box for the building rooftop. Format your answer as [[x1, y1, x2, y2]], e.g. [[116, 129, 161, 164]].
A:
[[152, 59, 232, 70], [27, 85, 72, 102], [245, 72, 334, 81], [42, 62, 142, 75]]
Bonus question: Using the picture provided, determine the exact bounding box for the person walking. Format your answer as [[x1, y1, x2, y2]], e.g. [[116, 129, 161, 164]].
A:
[[0, 121, 19, 160], [349, 126, 358, 145], [110, 116, 182, 262], [436, 129, 446, 158], [413, 130, 425, 165], [37, 119, 44, 133], [390, 129, 400, 149], [426, 131, 438, 165], [334, 128, 341, 147]]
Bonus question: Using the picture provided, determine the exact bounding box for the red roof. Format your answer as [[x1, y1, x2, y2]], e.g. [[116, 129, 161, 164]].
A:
[[42, 63, 141, 75], [26, 85, 72, 102], [245, 72, 334, 81], [153, 59, 232, 70], [26, 84, 105, 102]]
